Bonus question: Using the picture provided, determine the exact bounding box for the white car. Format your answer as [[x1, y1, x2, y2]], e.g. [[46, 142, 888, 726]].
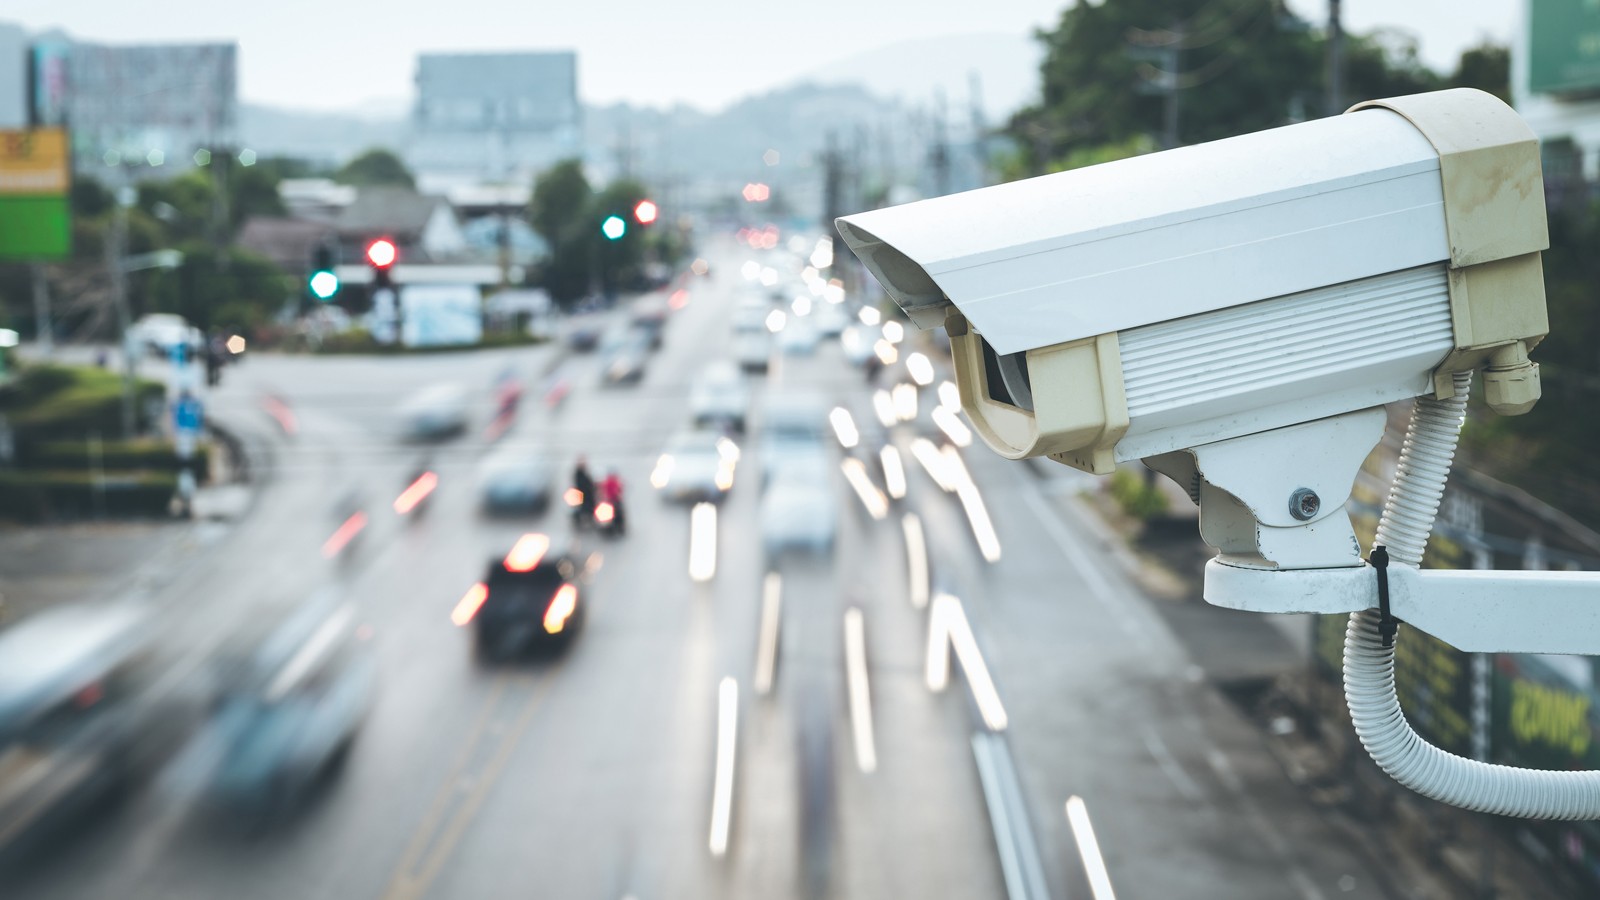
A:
[[128, 313, 203, 358], [760, 393, 829, 487], [762, 465, 837, 556], [735, 331, 771, 374], [690, 361, 750, 432], [652, 429, 740, 504], [399, 383, 470, 440]]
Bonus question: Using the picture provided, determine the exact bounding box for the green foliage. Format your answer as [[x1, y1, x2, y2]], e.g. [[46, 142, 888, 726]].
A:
[[1110, 467, 1170, 521], [1006, 0, 1476, 175], [335, 148, 416, 189], [0, 468, 177, 521], [1452, 42, 1511, 102], [529, 159, 593, 247], [143, 243, 295, 333], [26, 436, 207, 473], [527, 161, 667, 304], [0, 363, 165, 439]]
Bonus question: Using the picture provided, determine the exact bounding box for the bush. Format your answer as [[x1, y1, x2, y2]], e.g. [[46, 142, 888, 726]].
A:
[[0, 364, 165, 439], [1110, 467, 1170, 521], [0, 469, 176, 521], [24, 436, 209, 474]]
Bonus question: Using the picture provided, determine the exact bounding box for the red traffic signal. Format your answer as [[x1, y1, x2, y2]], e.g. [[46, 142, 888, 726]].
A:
[[366, 238, 397, 268], [633, 199, 658, 225]]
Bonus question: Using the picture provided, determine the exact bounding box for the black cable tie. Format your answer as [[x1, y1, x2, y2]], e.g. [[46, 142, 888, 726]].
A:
[[1371, 544, 1397, 649]]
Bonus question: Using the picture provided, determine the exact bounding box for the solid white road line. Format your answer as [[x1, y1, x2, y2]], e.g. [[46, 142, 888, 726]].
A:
[[843, 607, 878, 774], [708, 677, 739, 857]]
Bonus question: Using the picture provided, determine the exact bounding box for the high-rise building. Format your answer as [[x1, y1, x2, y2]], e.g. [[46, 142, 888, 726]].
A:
[[409, 51, 581, 184], [5, 25, 237, 174]]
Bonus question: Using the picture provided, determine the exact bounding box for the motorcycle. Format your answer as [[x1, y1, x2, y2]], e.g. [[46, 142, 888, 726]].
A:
[[593, 498, 625, 538]]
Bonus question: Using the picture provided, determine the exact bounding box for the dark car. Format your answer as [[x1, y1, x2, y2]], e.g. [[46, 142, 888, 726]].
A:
[[599, 327, 651, 386], [456, 534, 587, 660], [477, 449, 555, 516]]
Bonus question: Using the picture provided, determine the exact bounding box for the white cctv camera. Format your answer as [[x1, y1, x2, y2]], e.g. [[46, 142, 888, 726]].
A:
[[838, 88, 1549, 572]]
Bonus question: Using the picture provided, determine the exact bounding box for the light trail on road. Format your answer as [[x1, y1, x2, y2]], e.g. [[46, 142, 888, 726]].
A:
[[689, 502, 717, 581], [903, 513, 930, 610], [709, 677, 739, 858], [321, 511, 367, 558], [843, 608, 878, 774], [927, 593, 1008, 731], [755, 573, 782, 695], [841, 458, 889, 520], [1066, 796, 1119, 900], [881, 444, 907, 500]]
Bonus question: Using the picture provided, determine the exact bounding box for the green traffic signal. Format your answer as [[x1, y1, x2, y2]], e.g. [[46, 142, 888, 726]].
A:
[[309, 269, 340, 300], [601, 215, 627, 241]]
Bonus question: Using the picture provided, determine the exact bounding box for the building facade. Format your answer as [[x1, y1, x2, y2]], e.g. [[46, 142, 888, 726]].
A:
[[409, 51, 581, 185], [1514, 0, 1600, 210], [0, 24, 237, 175]]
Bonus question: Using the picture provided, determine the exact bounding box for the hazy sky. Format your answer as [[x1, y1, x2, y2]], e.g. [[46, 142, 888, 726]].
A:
[[6, 0, 1514, 113]]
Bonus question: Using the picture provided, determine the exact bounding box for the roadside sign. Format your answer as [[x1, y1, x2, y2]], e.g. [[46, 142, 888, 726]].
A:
[[0, 128, 71, 261]]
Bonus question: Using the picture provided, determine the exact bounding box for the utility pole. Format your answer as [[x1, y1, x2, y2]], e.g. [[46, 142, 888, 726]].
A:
[[108, 184, 136, 438], [1326, 0, 1345, 116], [30, 263, 52, 355], [1163, 20, 1184, 150]]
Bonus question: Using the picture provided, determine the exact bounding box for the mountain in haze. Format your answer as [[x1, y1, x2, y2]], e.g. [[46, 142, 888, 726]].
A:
[[236, 35, 1036, 199], [798, 33, 1043, 121]]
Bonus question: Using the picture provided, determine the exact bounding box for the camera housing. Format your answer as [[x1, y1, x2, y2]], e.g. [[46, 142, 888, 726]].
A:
[[836, 88, 1549, 476]]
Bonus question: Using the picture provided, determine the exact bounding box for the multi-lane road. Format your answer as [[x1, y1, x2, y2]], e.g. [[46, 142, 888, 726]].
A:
[[7, 240, 1394, 899]]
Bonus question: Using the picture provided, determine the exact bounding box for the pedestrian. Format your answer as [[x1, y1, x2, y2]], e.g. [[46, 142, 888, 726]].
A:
[[600, 469, 626, 535]]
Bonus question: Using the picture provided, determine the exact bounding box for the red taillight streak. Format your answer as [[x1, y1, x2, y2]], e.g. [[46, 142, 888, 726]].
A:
[[322, 512, 368, 558], [503, 533, 551, 573], [393, 471, 439, 514], [452, 583, 489, 626], [544, 584, 578, 634]]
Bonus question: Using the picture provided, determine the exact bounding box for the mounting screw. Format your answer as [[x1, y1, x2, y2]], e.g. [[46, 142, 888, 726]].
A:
[[1289, 488, 1320, 521]]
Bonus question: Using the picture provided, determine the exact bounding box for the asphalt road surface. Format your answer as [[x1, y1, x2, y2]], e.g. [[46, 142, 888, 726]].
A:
[[6, 239, 1392, 900]]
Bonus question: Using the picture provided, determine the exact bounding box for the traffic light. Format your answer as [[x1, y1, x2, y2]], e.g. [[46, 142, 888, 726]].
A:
[[633, 199, 658, 226], [600, 215, 627, 241], [309, 243, 339, 301], [366, 238, 397, 291]]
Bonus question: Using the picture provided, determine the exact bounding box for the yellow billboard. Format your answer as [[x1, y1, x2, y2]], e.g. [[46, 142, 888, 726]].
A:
[[0, 128, 70, 196]]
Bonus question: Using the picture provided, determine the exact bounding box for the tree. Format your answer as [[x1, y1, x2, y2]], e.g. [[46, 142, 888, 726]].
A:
[[529, 159, 592, 248], [1006, 0, 1456, 176], [335, 148, 416, 189], [1452, 42, 1510, 102], [528, 160, 596, 305]]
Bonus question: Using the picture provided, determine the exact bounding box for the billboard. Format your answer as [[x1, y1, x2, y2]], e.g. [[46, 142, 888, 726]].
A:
[[400, 284, 483, 348], [0, 127, 70, 261], [1529, 0, 1600, 95]]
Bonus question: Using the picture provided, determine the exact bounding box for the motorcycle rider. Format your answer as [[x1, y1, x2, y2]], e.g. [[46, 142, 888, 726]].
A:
[[571, 456, 597, 529], [600, 469, 626, 536]]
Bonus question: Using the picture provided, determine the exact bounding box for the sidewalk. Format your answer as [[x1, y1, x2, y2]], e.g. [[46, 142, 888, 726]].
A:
[[1030, 452, 1576, 899]]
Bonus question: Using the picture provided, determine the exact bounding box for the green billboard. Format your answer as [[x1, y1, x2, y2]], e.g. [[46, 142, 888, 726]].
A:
[[0, 128, 71, 262], [1529, 0, 1600, 95]]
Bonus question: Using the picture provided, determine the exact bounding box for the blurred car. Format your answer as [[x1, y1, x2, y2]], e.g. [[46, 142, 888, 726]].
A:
[[630, 297, 669, 349], [600, 326, 651, 385], [839, 324, 875, 367], [197, 596, 374, 814], [565, 313, 606, 352], [732, 297, 770, 333], [777, 316, 819, 355], [762, 465, 838, 556], [689, 361, 750, 432], [651, 429, 740, 503], [127, 313, 202, 359], [461, 535, 586, 659], [0, 604, 169, 858], [735, 331, 771, 374], [478, 449, 555, 515], [399, 383, 470, 440], [814, 301, 849, 337], [761, 393, 829, 487]]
